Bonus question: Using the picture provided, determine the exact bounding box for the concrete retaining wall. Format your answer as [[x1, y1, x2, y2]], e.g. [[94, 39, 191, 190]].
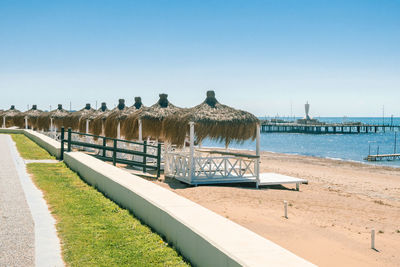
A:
[[64, 152, 314, 267], [0, 129, 62, 159]]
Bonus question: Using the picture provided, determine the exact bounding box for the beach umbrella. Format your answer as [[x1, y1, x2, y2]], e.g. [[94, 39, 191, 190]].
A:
[[163, 90, 259, 147], [120, 97, 148, 140], [125, 94, 182, 141], [36, 104, 70, 131], [63, 103, 95, 131], [0, 105, 21, 128], [78, 102, 108, 133], [102, 99, 137, 139], [14, 105, 44, 129]]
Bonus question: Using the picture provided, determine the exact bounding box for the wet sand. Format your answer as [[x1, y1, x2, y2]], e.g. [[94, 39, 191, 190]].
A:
[[153, 151, 400, 266]]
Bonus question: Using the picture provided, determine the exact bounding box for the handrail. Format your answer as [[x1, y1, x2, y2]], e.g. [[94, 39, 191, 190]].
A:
[[60, 127, 161, 178]]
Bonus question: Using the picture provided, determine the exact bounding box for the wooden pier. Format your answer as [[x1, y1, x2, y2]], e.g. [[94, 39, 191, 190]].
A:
[[365, 154, 400, 161], [260, 123, 400, 134]]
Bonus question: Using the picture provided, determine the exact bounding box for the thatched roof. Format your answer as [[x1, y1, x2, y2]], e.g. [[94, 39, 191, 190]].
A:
[[36, 104, 70, 131], [63, 103, 95, 131], [163, 91, 259, 146], [0, 105, 21, 127], [103, 99, 139, 138], [120, 97, 147, 140], [13, 105, 44, 129], [124, 94, 182, 141], [78, 102, 108, 132]]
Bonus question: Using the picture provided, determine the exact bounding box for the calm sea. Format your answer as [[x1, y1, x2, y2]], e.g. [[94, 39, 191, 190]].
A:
[[202, 117, 400, 168]]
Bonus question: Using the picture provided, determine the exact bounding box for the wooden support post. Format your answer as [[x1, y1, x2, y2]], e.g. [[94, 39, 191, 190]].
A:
[[2, 116, 5, 128], [60, 127, 65, 160], [86, 119, 89, 134], [50, 118, 54, 132], [67, 128, 72, 152], [25, 116, 28, 129], [256, 124, 260, 188], [113, 139, 117, 166], [102, 137, 106, 157], [138, 119, 143, 142], [296, 183, 299, 191], [117, 122, 121, 139], [156, 143, 161, 178], [189, 122, 195, 183], [143, 140, 147, 173]]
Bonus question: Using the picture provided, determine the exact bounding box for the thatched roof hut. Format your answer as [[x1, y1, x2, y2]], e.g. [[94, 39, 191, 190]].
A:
[[130, 94, 182, 141], [163, 90, 259, 146], [78, 102, 108, 132], [120, 97, 147, 140], [63, 103, 94, 131], [36, 104, 70, 131], [103, 99, 138, 138], [13, 105, 44, 129], [0, 105, 21, 128]]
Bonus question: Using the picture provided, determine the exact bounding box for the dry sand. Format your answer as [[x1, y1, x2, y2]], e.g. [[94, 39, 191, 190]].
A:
[[153, 151, 400, 267]]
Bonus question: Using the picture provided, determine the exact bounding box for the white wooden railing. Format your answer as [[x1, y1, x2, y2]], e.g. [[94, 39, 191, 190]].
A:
[[165, 150, 258, 185]]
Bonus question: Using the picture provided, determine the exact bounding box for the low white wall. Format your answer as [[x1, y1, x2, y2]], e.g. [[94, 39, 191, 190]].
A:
[[0, 128, 62, 159], [64, 152, 314, 267], [24, 130, 62, 159]]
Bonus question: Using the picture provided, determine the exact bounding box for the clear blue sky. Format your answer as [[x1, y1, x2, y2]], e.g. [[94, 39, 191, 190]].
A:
[[1, 0, 399, 117]]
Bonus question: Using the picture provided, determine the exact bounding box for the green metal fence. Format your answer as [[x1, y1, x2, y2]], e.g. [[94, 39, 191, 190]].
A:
[[60, 127, 161, 178]]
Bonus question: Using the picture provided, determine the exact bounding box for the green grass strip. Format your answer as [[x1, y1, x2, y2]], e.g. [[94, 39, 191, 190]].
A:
[[10, 134, 54, 160], [27, 163, 189, 267]]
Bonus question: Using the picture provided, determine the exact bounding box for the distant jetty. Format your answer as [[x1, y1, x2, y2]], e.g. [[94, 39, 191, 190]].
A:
[[262, 102, 400, 134], [260, 122, 400, 134]]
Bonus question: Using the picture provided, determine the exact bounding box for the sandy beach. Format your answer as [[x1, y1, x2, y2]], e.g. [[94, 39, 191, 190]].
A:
[[153, 151, 400, 266]]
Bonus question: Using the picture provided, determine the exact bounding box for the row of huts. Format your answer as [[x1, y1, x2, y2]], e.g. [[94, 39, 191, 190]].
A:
[[0, 91, 259, 147]]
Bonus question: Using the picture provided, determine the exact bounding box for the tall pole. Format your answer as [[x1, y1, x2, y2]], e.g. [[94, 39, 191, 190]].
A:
[[382, 105, 385, 125], [395, 132, 397, 154]]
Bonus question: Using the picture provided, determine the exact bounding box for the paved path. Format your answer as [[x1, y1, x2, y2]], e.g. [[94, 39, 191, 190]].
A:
[[0, 135, 35, 266], [0, 134, 63, 267]]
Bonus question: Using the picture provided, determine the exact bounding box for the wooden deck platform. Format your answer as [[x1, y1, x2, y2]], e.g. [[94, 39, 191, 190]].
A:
[[258, 173, 308, 190]]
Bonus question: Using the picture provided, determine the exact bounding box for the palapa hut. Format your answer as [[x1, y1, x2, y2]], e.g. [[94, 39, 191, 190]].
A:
[[36, 104, 70, 131], [63, 103, 94, 131], [163, 90, 259, 147], [14, 105, 44, 129], [78, 102, 108, 133], [102, 99, 137, 139], [120, 97, 150, 140], [164, 91, 261, 187], [1, 105, 21, 128], [124, 94, 181, 141]]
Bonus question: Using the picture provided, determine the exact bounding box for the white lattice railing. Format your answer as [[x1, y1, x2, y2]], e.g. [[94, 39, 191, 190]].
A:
[[165, 150, 258, 184]]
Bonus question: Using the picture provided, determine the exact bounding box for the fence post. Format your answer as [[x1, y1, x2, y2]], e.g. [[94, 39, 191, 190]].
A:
[[113, 139, 117, 166], [60, 127, 65, 160], [142, 141, 147, 173], [67, 128, 72, 152], [156, 143, 161, 178], [102, 137, 106, 157]]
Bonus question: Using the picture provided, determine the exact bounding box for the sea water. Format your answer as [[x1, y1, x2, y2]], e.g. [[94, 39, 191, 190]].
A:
[[202, 117, 400, 168]]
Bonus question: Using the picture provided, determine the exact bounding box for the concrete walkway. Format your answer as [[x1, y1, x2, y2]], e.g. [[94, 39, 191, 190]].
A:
[[0, 134, 63, 267]]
